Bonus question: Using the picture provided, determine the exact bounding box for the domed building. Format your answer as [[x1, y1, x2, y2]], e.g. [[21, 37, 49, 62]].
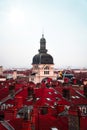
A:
[[29, 34, 57, 83]]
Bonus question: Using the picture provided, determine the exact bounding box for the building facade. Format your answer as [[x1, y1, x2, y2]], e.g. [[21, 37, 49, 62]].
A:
[[29, 34, 57, 83], [0, 66, 3, 76]]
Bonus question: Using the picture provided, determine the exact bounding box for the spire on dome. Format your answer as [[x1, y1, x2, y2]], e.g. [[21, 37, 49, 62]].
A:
[[42, 28, 44, 38], [39, 34, 47, 53], [42, 34, 44, 38]]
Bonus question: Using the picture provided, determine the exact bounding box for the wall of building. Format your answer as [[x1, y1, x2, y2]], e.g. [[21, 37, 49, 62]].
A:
[[29, 64, 57, 83]]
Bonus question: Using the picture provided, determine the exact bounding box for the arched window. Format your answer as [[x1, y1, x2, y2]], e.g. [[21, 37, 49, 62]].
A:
[[44, 66, 49, 70]]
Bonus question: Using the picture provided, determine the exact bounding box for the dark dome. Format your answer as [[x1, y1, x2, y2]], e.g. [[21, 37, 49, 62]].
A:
[[32, 53, 53, 64], [32, 34, 54, 65]]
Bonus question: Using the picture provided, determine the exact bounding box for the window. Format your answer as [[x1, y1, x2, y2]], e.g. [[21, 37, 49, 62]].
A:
[[36, 98, 40, 101], [46, 98, 51, 101], [44, 66, 49, 70], [54, 91, 58, 94], [71, 96, 80, 99], [48, 92, 52, 95], [50, 128, 58, 130], [31, 77, 34, 81], [44, 71, 49, 74]]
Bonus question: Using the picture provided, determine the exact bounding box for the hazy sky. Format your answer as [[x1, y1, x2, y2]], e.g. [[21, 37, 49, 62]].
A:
[[0, 0, 87, 69]]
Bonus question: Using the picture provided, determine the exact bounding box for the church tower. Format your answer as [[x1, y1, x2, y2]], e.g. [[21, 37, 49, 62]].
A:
[[29, 34, 57, 83]]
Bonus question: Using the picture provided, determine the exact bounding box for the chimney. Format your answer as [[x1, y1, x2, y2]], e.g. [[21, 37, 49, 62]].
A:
[[84, 84, 87, 98], [0, 111, 4, 121], [15, 96, 23, 109], [40, 106, 48, 115], [68, 107, 80, 130], [9, 82, 15, 97], [62, 87, 70, 100], [27, 86, 34, 99]]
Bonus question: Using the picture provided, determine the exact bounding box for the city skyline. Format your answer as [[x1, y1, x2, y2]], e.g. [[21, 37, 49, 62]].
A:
[[0, 0, 87, 69]]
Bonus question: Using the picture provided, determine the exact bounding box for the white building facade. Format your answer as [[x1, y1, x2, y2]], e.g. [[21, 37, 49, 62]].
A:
[[29, 35, 57, 83]]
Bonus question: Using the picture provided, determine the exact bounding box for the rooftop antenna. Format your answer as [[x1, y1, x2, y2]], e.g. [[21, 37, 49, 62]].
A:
[[42, 28, 44, 38]]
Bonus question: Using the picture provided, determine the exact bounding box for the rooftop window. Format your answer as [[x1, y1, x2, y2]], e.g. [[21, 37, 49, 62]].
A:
[[72, 96, 80, 99], [48, 92, 52, 95], [46, 98, 51, 101], [36, 98, 40, 101], [54, 91, 58, 94], [51, 128, 58, 130]]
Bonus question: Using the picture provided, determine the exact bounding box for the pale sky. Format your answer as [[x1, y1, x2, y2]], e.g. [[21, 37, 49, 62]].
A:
[[0, 0, 87, 69]]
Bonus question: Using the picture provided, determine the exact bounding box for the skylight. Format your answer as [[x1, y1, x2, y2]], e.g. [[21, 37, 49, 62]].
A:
[[54, 91, 58, 94], [46, 98, 51, 101], [48, 92, 52, 95], [51, 128, 58, 130], [36, 98, 40, 101], [72, 96, 80, 99], [76, 96, 80, 99]]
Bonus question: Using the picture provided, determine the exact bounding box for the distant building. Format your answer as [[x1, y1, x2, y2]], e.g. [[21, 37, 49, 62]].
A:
[[0, 66, 6, 81], [0, 66, 3, 76], [12, 70, 17, 80], [29, 34, 57, 83]]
